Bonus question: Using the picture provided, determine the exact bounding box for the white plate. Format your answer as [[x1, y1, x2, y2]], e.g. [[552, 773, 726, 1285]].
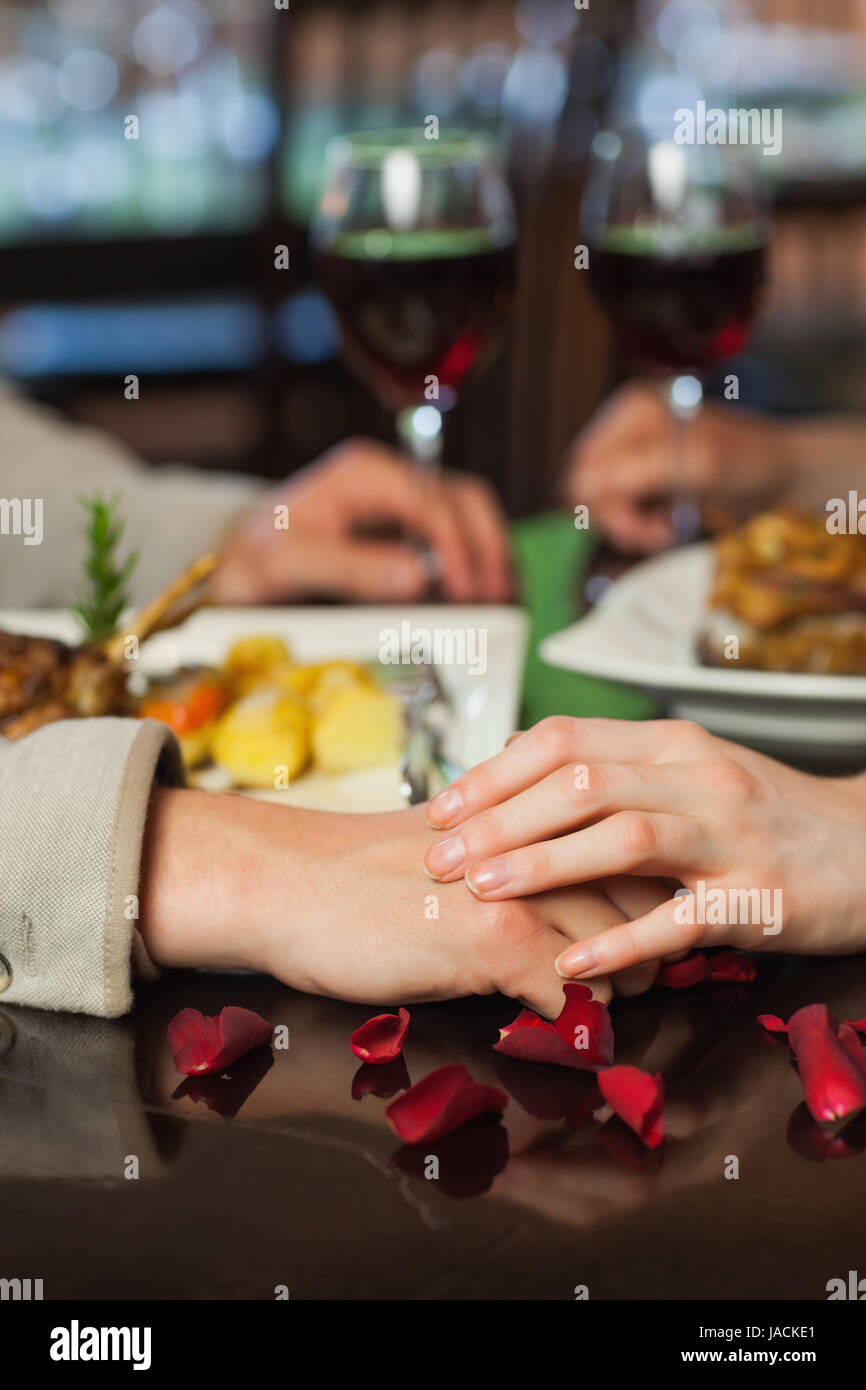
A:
[[0, 604, 527, 811], [541, 544, 866, 759]]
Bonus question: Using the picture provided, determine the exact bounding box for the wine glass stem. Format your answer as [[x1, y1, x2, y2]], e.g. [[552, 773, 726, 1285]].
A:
[[396, 405, 443, 479], [668, 375, 704, 545], [396, 405, 444, 590]]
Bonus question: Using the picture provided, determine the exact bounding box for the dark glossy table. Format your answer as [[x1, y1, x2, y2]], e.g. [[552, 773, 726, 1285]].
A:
[[2, 950, 865, 1302]]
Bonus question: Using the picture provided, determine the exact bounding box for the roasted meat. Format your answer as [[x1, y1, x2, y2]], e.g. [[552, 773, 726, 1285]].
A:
[[0, 554, 217, 740], [701, 512, 866, 674]]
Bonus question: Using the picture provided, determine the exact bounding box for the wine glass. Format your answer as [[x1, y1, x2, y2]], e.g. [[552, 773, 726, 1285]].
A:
[[311, 128, 517, 477], [580, 127, 769, 595]]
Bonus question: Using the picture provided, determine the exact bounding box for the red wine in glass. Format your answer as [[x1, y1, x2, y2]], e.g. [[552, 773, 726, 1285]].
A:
[[313, 130, 518, 595], [315, 227, 517, 411], [581, 224, 766, 604], [588, 227, 765, 377]]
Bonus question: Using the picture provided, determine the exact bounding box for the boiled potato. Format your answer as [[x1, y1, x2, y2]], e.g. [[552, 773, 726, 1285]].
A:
[[312, 685, 403, 774], [275, 662, 327, 698], [224, 635, 293, 695], [306, 661, 371, 714], [275, 659, 370, 705], [210, 690, 309, 787]]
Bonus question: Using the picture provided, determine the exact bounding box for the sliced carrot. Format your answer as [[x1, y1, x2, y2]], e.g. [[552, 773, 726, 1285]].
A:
[[140, 679, 224, 734]]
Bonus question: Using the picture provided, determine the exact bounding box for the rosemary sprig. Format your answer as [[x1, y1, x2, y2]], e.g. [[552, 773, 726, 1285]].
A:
[[73, 492, 139, 645]]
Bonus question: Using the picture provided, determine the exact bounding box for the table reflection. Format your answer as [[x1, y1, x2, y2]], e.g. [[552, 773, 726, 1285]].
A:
[[1, 951, 865, 1300]]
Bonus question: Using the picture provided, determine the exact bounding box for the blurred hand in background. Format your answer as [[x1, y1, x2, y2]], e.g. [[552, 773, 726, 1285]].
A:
[[562, 382, 793, 554], [214, 437, 513, 605]]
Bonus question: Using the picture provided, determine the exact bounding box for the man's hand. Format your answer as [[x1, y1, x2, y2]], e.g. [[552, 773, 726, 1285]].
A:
[[212, 438, 512, 604], [139, 793, 662, 1018]]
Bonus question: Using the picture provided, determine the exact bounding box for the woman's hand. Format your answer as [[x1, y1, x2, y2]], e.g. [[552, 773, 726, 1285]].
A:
[[563, 383, 789, 553], [139, 792, 663, 1018], [212, 438, 512, 604], [424, 716, 866, 977]]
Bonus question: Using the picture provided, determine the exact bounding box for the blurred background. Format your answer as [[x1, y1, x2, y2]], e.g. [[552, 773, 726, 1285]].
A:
[[1, 0, 865, 515]]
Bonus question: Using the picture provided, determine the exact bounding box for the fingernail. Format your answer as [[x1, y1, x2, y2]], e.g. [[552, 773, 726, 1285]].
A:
[[425, 834, 466, 878], [427, 786, 463, 827], [466, 858, 511, 895], [555, 945, 600, 979]]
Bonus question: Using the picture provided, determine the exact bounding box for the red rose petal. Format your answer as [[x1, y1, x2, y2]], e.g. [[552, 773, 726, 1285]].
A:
[[167, 1005, 273, 1076], [656, 953, 710, 988], [385, 1064, 507, 1144], [757, 1013, 789, 1034], [492, 987, 613, 1073], [837, 1022, 866, 1074], [788, 1004, 866, 1124], [846, 1018, 866, 1034], [598, 1065, 664, 1149], [493, 1007, 593, 1071], [553, 983, 615, 1068], [708, 951, 756, 982], [349, 1007, 410, 1064]]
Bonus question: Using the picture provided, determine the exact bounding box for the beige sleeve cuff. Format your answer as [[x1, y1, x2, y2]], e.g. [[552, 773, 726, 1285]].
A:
[[0, 717, 185, 1017]]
